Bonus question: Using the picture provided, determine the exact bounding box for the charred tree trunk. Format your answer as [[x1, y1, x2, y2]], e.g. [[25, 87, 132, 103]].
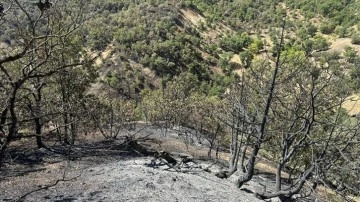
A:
[[215, 140, 220, 159], [207, 123, 220, 159], [63, 113, 70, 145], [228, 110, 241, 175], [60, 77, 72, 145], [239, 143, 248, 173], [0, 82, 20, 166], [35, 117, 45, 148], [208, 141, 213, 159], [276, 163, 284, 192], [69, 113, 77, 145], [28, 79, 46, 148], [255, 166, 315, 201], [236, 19, 285, 188]]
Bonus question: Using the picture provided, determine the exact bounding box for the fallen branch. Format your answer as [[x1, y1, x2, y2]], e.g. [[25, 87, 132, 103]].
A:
[[16, 138, 81, 201], [15, 172, 82, 202]]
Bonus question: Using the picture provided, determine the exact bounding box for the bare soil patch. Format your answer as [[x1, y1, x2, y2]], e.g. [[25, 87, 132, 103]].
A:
[[329, 38, 360, 53], [0, 125, 331, 201], [179, 8, 206, 27], [0, 137, 261, 202], [343, 95, 360, 116]]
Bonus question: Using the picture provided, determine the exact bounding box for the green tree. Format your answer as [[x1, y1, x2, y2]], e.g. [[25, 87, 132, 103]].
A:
[[351, 32, 360, 44], [312, 35, 330, 51], [319, 21, 336, 34], [343, 46, 359, 64], [335, 26, 347, 38], [220, 32, 253, 52], [239, 50, 253, 68], [248, 38, 264, 54]]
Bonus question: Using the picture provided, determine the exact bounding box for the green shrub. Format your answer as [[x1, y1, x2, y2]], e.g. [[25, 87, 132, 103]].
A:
[[334, 26, 347, 38], [351, 33, 360, 44], [319, 22, 335, 34]]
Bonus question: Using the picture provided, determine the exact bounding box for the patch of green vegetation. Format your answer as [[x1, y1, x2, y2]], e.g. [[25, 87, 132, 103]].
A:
[[285, 0, 360, 33]]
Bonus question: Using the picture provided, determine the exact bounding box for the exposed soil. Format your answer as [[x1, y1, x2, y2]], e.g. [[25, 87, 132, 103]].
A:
[[179, 8, 206, 27], [343, 95, 360, 116], [0, 125, 326, 202], [329, 38, 360, 53]]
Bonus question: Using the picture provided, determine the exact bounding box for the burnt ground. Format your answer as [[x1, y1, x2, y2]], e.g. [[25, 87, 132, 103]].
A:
[[0, 125, 324, 202]]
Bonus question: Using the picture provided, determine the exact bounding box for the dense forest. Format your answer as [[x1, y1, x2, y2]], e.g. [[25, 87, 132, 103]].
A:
[[0, 0, 359, 201]]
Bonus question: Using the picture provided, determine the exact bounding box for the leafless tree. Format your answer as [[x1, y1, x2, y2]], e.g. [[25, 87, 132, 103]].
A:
[[224, 19, 359, 201]]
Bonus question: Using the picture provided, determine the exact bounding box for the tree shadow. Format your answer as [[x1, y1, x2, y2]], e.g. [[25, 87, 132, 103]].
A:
[[0, 139, 146, 179]]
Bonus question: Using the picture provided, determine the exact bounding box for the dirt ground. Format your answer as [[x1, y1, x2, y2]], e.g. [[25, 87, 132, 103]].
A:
[[1, 157, 265, 201], [0, 126, 324, 202], [0, 142, 261, 201]]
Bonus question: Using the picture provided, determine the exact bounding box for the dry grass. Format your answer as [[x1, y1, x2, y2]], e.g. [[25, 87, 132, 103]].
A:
[[254, 162, 289, 178], [352, 196, 360, 202], [160, 140, 189, 153], [343, 94, 360, 116], [230, 54, 241, 64], [329, 38, 360, 53], [94, 44, 115, 66], [315, 186, 347, 202], [179, 8, 206, 26]]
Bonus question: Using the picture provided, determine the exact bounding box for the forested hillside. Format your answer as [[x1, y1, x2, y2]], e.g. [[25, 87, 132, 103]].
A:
[[1, 0, 359, 201], [76, 0, 360, 98]]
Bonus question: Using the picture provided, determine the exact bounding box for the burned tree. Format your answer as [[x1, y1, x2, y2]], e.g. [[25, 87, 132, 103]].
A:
[[0, 0, 94, 165], [0, 3, 4, 14], [224, 19, 360, 201], [36, 0, 51, 12]]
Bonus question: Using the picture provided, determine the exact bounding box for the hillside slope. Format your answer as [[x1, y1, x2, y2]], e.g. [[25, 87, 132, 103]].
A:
[[1, 156, 265, 202]]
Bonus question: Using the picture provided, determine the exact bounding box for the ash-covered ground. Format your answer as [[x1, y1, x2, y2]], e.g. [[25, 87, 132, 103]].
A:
[[0, 125, 320, 202]]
